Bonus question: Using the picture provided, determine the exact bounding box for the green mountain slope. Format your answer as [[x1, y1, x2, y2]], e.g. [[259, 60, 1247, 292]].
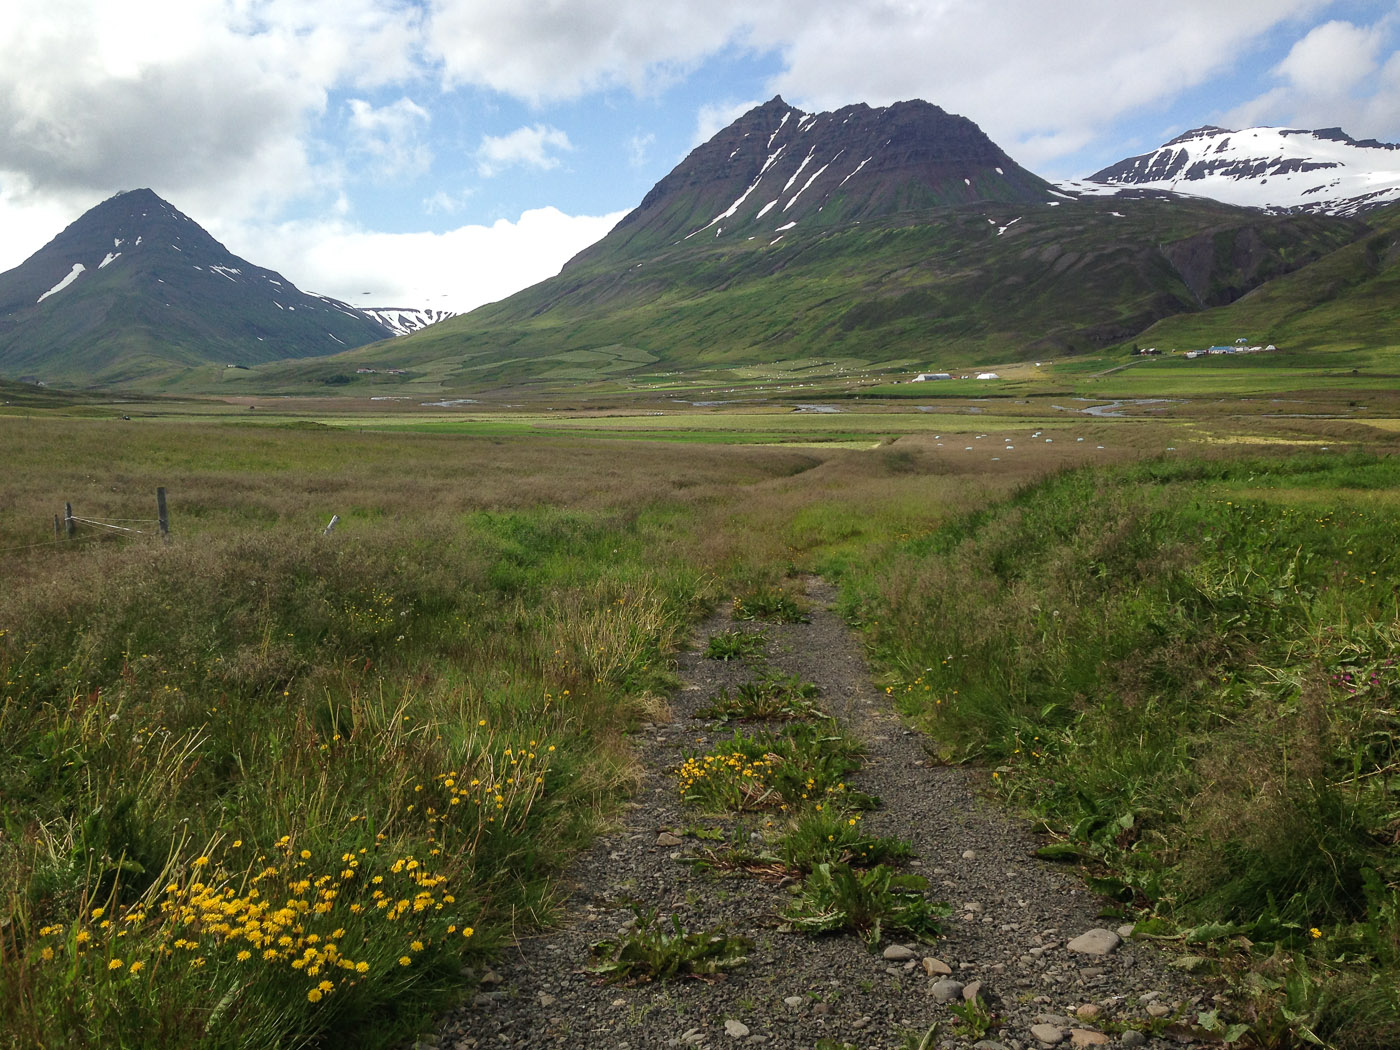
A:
[[1117, 200, 1400, 361]]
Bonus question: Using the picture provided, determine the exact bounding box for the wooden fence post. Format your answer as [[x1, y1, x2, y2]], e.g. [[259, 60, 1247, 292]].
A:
[[64, 502, 75, 539], [157, 488, 169, 544], [323, 514, 340, 535]]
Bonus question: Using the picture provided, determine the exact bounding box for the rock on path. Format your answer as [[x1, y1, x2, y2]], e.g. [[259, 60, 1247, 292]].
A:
[[423, 578, 1216, 1049]]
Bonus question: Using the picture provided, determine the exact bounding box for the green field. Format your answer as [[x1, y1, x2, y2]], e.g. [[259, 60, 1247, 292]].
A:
[[3, 395, 1400, 1048]]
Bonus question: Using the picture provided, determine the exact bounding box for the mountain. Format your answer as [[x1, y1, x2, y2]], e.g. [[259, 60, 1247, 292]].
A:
[[0, 189, 396, 385], [1072, 125, 1400, 216], [593, 95, 1056, 257], [303, 97, 1362, 390]]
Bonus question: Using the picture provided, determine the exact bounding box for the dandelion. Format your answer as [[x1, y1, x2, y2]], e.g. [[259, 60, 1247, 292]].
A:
[[108, 959, 124, 970], [1311, 927, 1323, 939], [398, 956, 412, 966], [307, 989, 323, 1003], [129, 960, 145, 974]]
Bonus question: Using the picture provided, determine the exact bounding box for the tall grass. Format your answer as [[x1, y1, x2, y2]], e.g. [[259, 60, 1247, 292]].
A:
[[843, 451, 1400, 1046]]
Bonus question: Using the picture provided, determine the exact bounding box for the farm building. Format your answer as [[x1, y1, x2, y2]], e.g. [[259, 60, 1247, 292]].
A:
[[912, 372, 952, 381]]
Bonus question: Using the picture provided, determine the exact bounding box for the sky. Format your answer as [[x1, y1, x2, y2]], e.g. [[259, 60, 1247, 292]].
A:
[[2, 0, 1398, 314]]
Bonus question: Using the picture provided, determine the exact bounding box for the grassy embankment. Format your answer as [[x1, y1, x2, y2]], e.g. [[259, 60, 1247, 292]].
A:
[[0, 414, 989, 1050], [842, 449, 1400, 1047]]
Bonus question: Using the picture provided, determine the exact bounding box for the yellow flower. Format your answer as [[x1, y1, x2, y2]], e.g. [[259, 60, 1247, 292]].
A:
[[129, 960, 145, 974], [108, 959, 124, 970], [318, 980, 334, 993], [307, 989, 322, 1003], [1311, 927, 1324, 939], [355, 961, 370, 974], [411, 940, 424, 952], [40, 947, 54, 961], [237, 950, 252, 962], [398, 956, 412, 966], [193, 856, 210, 867], [90, 907, 105, 919], [462, 927, 475, 938]]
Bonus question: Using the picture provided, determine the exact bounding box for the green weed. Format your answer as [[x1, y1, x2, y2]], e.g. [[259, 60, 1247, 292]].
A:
[[587, 910, 751, 984], [697, 673, 825, 722], [704, 630, 768, 661], [779, 862, 949, 947], [731, 589, 808, 624]]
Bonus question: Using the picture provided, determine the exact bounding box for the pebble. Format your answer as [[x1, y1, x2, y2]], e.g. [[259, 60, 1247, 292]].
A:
[[923, 957, 953, 976], [1069, 1031, 1110, 1048], [782, 996, 804, 1009], [1066, 929, 1121, 956], [723, 1019, 749, 1038], [1120, 1031, 1148, 1047], [883, 944, 918, 961], [1030, 1022, 1066, 1045], [1145, 1002, 1171, 1018], [962, 849, 978, 860], [1073, 1004, 1101, 1020], [656, 832, 684, 847], [930, 979, 965, 1003]]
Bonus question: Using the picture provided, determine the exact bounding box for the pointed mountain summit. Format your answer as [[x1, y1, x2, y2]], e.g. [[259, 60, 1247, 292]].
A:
[[1077, 125, 1400, 215], [0, 189, 394, 385], [593, 96, 1054, 257]]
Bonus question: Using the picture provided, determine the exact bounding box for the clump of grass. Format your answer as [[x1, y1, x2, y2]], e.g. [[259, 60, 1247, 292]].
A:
[[587, 910, 751, 984], [775, 806, 914, 871], [676, 723, 864, 812], [779, 862, 949, 947], [704, 629, 768, 661], [731, 589, 808, 624], [697, 673, 824, 722]]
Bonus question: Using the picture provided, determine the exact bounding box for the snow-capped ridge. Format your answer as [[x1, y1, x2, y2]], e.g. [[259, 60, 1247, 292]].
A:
[[1075, 125, 1400, 216]]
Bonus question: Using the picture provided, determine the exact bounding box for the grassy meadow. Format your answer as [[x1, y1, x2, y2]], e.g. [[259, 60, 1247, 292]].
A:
[[3, 397, 1400, 1048]]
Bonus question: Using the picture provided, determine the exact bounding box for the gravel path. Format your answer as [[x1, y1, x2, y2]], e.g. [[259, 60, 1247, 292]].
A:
[[428, 578, 1218, 1050]]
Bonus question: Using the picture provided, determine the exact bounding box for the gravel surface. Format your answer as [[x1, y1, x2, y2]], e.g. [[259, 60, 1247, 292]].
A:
[[426, 578, 1219, 1050]]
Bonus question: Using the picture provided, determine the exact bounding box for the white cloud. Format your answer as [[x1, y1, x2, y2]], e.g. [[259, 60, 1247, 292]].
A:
[[1276, 19, 1385, 95], [347, 96, 433, 180], [219, 207, 625, 312], [1226, 14, 1400, 140], [424, 0, 759, 102], [475, 125, 573, 177], [627, 132, 656, 168]]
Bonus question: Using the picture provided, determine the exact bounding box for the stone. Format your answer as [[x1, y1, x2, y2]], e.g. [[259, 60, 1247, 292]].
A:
[[923, 957, 953, 976], [1116, 924, 1136, 940], [479, 970, 503, 986], [537, 993, 556, 1008], [883, 944, 918, 961], [1119, 1032, 1147, 1048], [962, 980, 983, 1002], [724, 1019, 750, 1038], [1066, 929, 1121, 956], [973, 1043, 1010, 1050], [1074, 1004, 1101, 1020], [811, 1002, 832, 1017], [1030, 1023, 1066, 1045], [1070, 1032, 1111, 1048], [930, 979, 965, 1003], [656, 832, 684, 847], [783, 996, 804, 1009], [1145, 1002, 1171, 1019], [962, 849, 977, 860]]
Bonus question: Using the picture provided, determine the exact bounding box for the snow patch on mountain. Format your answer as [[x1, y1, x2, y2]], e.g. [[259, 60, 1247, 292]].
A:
[[357, 307, 456, 336], [38, 263, 85, 303]]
